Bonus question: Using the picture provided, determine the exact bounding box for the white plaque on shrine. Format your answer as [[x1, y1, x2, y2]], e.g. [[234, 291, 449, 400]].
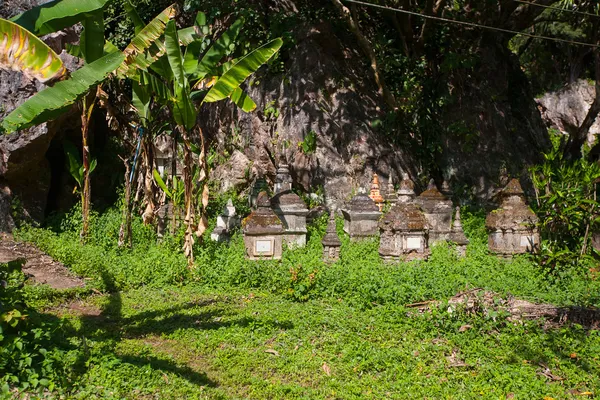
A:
[[520, 235, 534, 247], [255, 239, 274, 256], [406, 237, 421, 249]]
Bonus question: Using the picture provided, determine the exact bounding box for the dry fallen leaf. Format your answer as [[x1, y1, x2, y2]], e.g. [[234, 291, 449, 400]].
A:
[[265, 349, 280, 356], [459, 324, 473, 332], [322, 362, 331, 376]]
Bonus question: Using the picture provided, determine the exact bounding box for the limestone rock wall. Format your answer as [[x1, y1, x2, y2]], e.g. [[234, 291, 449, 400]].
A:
[[536, 79, 599, 147]]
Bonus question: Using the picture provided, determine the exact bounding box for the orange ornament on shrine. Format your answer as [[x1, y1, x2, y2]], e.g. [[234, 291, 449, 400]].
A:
[[369, 173, 385, 211]]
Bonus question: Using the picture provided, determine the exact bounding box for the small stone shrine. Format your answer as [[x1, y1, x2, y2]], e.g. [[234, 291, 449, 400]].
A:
[[271, 163, 308, 248], [322, 211, 342, 263], [271, 191, 308, 248], [369, 173, 385, 211], [342, 188, 381, 240], [386, 172, 398, 205], [210, 199, 240, 242], [450, 206, 469, 256], [274, 163, 292, 193], [486, 178, 540, 257], [378, 176, 429, 261], [418, 179, 454, 245], [243, 191, 284, 260]]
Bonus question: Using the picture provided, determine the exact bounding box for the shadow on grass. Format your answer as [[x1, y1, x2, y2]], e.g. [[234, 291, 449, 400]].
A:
[[54, 269, 294, 392]]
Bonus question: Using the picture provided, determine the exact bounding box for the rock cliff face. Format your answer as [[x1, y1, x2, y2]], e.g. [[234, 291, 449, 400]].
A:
[[204, 25, 549, 206], [204, 22, 416, 210], [0, 2, 551, 230], [0, 1, 82, 230], [536, 79, 599, 147]]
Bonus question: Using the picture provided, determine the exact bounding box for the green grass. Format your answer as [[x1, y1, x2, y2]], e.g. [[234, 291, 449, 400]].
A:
[[28, 285, 600, 399], [8, 204, 600, 397]]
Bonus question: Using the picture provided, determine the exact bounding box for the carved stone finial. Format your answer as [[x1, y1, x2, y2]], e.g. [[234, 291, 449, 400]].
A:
[[397, 174, 416, 204], [322, 211, 342, 263], [369, 173, 385, 211]]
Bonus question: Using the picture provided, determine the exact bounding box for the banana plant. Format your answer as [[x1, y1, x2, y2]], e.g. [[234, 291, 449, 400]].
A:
[[160, 17, 282, 262], [3, 1, 177, 240]]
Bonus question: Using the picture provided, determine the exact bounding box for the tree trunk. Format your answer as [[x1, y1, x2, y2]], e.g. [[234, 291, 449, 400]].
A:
[[181, 126, 195, 265], [118, 156, 133, 248], [141, 135, 156, 225], [330, 0, 397, 110], [80, 93, 97, 241]]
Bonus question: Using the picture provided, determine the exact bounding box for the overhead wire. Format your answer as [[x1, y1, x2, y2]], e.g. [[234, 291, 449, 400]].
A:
[[513, 0, 600, 19], [341, 0, 600, 48]]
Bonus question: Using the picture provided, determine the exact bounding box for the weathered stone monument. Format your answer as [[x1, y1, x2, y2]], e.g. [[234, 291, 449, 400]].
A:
[[271, 162, 308, 248], [342, 188, 381, 240], [418, 179, 454, 245], [274, 163, 293, 194], [386, 172, 398, 205], [378, 176, 429, 261], [272, 191, 308, 248], [450, 207, 469, 256], [322, 211, 342, 263], [486, 178, 540, 257], [210, 199, 240, 242], [243, 192, 284, 260], [369, 173, 385, 211]]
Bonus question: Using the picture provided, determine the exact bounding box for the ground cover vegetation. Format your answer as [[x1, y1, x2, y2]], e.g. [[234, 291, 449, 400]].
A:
[[2, 198, 599, 397], [2, 0, 600, 398]]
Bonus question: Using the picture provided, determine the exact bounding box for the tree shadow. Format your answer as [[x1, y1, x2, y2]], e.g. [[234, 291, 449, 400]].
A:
[[53, 269, 294, 392]]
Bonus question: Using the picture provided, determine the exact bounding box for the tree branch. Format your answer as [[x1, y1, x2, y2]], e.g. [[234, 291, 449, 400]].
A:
[[330, 0, 397, 109]]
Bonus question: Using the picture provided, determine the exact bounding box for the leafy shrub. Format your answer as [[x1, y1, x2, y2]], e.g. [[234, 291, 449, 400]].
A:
[[17, 205, 189, 292], [0, 260, 76, 394], [530, 135, 600, 274], [17, 201, 600, 309]]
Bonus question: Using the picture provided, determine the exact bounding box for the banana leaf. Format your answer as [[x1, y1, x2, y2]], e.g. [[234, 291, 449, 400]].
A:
[[192, 18, 243, 78], [0, 18, 66, 83], [117, 4, 176, 77], [1, 51, 125, 133], [165, 20, 196, 130], [203, 38, 282, 103], [124, 1, 145, 34], [81, 10, 104, 63], [229, 87, 256, 112], [11, 0, 110, 36], [153, 169, 172, 197]]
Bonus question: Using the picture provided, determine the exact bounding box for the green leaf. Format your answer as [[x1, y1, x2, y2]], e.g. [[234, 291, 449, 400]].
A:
[[2, 51, 125, 133], [11, 0, 111, 36], [229, 87, 256, 112], [63, 140, 83, 187], [138, 71, 171, 104], [132, 80, 151, 121], [89, 158, 98, 175], [165, 20, 196, 130], [124, 1, 145, 34], [117, 5, 176, 77], [204, 38, 282, 103], [81, 11, 105, 63], [0, 18, 66, 83], [191, 18, 243, 78], [153, 169, 171, 197]]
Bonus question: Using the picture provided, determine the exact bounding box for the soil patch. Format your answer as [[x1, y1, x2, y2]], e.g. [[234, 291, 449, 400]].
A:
[[0, 233, 85, 290]]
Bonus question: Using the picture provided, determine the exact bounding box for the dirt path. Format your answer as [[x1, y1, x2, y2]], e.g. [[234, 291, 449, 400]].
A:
[[0, 233, 85, 290]]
